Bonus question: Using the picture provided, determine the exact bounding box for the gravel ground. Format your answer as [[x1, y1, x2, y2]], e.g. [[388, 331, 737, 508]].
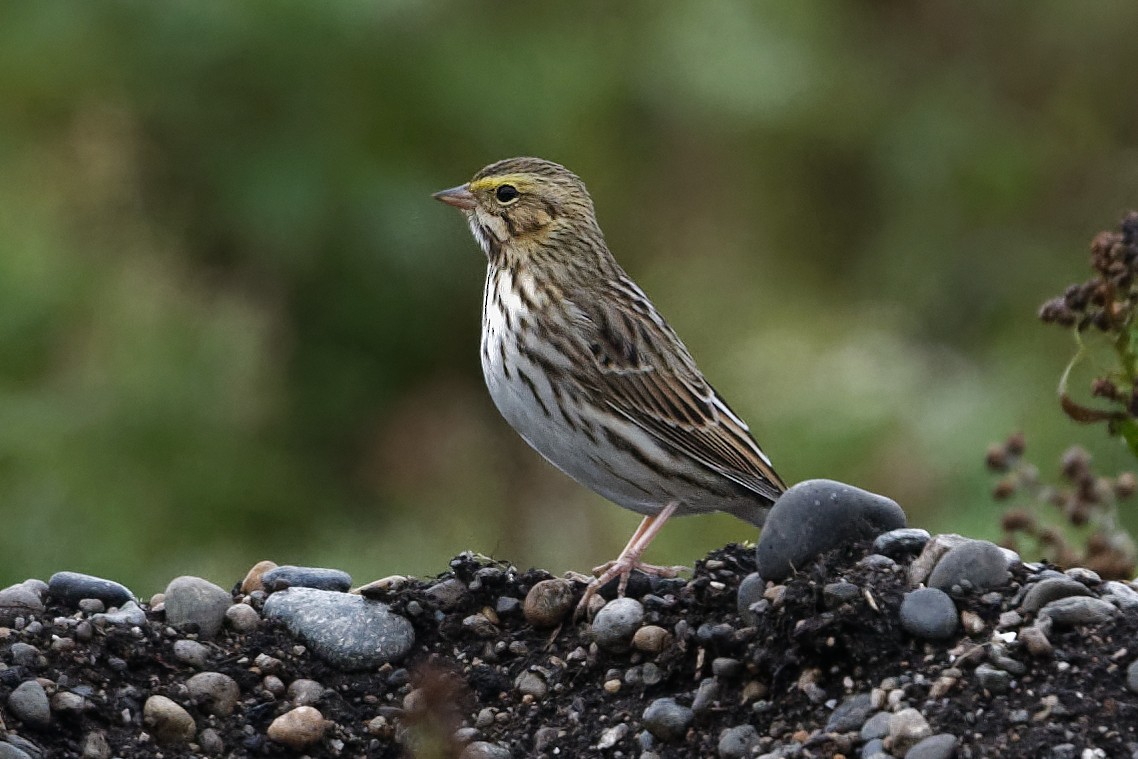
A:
[[2, 530, 1138, 759]]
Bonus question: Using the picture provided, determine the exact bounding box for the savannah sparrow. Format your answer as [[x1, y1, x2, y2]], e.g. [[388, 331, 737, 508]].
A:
[[434, 157, 785, 611]]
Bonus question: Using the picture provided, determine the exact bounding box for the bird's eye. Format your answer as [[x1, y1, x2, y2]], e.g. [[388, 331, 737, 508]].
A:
[[495, 184, 519, 204]]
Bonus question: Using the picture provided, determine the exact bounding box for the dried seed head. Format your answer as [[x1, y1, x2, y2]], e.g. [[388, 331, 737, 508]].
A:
[[1115, 471, 1137, 498], [985, 443, 1009, 471], [992, 477, 1016, 501], [1000, 508, 1035, 533], [1005, 432, 1026, 457], [1060, 446, 1091, 480]]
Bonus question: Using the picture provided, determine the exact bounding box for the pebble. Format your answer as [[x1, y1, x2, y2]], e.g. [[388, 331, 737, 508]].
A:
[[712, 657, 743, 679], [888, 708, 932, 755], [8, 680, 51, 728], [240, 560, 279, 594], [163, 576, 232, 639], [263, 587, 414, 670], [288, 678, 325, 706], [926, 540, 1009, 593], [1020, 624, 1053, 656], [77, 598, 105, 615], [266, 705, 327, 749], [596, 723, 627, 749], [860, 711, 892, 741], [186, 672, 240, 716], [51, 691, 86, 716], [0, 746, 32, 759], [80, 730, 111, 759], [632, 625, 672, 654], [514, 671, 548, 699], [736, 572, 766, 625], [462, 613, 499, 638], [522, 579, 575, 628], [425, 578, 468, 610], [261, 565, 352, 593], [899, 588, 959, 640], [143, 695, 196, 745], [974, 663, 1012, 693], [718, 725, 760, 758], [873, 528, 931, 559], [197, 727, 224, 755], [172, 639, 210, 669], [225, 602, 260, 633], [756, 479, 907, 581], [0, 585, 45, 626], [459, 741, 512, 759], [1021, 577, 1093, 613], [862, 738, 887, 758], [1039, 596, 1118, 627], [908, 534, 970, 586], [642, 697, 694, 742], [47, 572, 133, 609], [92, 600, 146, 627], [692, 677, 720, 715], [591, 597, 644, 652], [825, 692, 873, 732], [904, 733, 957, 759], [10, 641, 41, 667]]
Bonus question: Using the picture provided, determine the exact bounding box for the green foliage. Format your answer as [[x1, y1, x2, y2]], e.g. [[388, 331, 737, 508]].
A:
[[1, 3, 1138, 590]]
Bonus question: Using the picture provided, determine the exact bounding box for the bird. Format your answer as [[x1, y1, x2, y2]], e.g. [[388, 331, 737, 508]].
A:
[[433, 157, 786, 613]]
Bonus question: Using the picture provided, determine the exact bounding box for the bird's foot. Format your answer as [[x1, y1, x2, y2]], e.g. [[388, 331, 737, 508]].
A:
[[574, 557, 688, 619]]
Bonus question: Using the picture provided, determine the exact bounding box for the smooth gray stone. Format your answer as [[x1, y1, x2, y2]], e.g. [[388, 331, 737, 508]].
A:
[[1127, 659, 1138, 694], [756, 479, 906, 581], [736, 572, 766, 625], [873, 528, 931, 559], [861, 738, 887, 759], [1021, 577, 1092, 613], [164, 576, 232, 639], [1039, 596, 1119, 627], [261, 565, 352, 593], [458, 742, 511, 759], [0, 744, 33, 759], [900, 588, 959, 640], [927, 540, 1009, 593], [0, 585, 44, 626], [826, 692, 873, 732], [904, 733, 958, 759], [93, 600, 147, 627], [47, 572, 133, 608], [592, 598, 644, 652], [263, 587, 414, 671], [860, 711, 892, 741], [974, 663, 1012, 693], [8, 680, 51, 728], [642, 697, 694, 743], [717, 725, 760, 758]]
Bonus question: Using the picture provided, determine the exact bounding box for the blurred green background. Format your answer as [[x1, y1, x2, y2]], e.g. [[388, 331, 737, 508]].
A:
[[2, 2, 1137, 594]]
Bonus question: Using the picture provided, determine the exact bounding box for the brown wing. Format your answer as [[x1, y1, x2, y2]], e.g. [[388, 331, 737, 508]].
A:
[[568, 278, 785, 502]]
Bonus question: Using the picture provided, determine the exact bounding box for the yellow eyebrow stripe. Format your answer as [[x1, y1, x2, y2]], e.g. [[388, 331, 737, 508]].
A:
[[469, 174, 533, 193]]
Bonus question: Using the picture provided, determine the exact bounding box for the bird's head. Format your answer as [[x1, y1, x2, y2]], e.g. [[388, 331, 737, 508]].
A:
[[433, 157, 603, 266]]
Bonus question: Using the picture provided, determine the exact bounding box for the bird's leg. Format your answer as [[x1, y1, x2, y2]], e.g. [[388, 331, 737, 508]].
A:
[[576, 502, 687, 616]]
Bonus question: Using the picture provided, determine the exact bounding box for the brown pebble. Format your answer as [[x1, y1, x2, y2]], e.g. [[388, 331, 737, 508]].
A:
[[266, 706, 327, 750], [1021, 625, 1053, 657], [240, 560, 279, 595], [631, 625, 672, 654], [143, 695, 196, 745], [523, 579, 575, 628]]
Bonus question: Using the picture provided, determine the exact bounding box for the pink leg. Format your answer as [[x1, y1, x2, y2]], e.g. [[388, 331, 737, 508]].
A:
[[576, 502, 686, 616]]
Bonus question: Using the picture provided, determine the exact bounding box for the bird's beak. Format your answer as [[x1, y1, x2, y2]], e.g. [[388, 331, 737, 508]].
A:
[[432, 184, 477, 211]]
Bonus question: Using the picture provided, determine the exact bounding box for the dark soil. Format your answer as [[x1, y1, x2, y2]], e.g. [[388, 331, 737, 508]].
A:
[[3, 541, 1138, 758]]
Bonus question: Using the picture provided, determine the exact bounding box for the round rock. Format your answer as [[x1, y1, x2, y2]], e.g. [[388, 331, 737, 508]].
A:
[[825, 692, 873, 732], [592, 597, 645, 652], [225, 602, 260, 633], [756, 479, 906, 581], [8, 680, 51, 728], [263, 587, 414, 670], [1039, 596, 1119, 627], [288, 678, 325, 706], [1021, 577, 1093, 614], [927, 540, 1009, 593], [900, 588, 959, 640], [267, 706, 327, 750], [261, 565, 351, 593], [523, 579, 575, 628], [642, 697, 694, 742], [172, 639, 210, 669], [47, 572, 133, 609], [187, 672, 240, 717], [736, 572, 766, 625], [0, 585, 45, 626], [717, 724, 759, 758], [0, 745, 33, 759], [143, 695, 196, 745], [888, 708, 932, 755], [904, 733, 958, 759], [93, 600, 147, 627], [873, 528, 931, 559], [164, 576, 232, 639], [240, 560, 278, 594], [459, 742, 512, 759]]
